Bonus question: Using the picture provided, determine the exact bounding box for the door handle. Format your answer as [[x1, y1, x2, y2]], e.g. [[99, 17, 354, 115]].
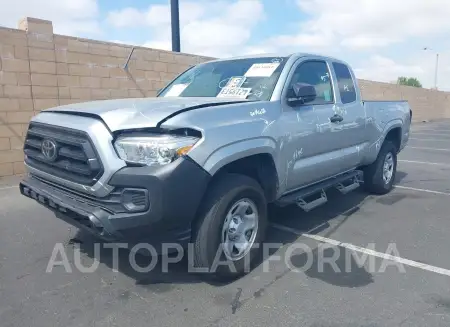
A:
[[330, 114, 343, 123]]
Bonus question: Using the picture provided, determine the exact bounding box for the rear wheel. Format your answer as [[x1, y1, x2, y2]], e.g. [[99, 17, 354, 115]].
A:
[[192, 173, 268, 281], [363, 141, 397, 194]]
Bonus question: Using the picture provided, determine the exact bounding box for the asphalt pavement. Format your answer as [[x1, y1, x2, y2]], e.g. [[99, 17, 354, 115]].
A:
[[2, 120, 450, 326]]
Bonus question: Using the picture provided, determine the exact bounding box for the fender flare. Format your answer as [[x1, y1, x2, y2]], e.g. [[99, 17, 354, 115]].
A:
[[380, 119, 403, 144], [202, 137, 278, 176]]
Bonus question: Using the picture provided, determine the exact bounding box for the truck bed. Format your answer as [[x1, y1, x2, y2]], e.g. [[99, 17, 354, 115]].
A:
[[363, 100, 411, 125]]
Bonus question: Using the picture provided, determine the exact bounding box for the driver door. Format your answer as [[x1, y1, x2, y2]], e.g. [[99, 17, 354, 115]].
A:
[[279, 58, 340, 192]]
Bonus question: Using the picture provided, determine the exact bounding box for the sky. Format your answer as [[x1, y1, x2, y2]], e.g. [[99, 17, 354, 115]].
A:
[[1, 0, 450, 90]]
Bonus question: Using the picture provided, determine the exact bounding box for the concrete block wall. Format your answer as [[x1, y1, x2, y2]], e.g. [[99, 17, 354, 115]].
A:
[[0, 17, 212, 177], [358, 79, 450, 122], [0, 17, 449, 177]]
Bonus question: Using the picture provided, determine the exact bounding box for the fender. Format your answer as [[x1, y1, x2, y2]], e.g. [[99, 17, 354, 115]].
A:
[[199, 137, 277, 176]]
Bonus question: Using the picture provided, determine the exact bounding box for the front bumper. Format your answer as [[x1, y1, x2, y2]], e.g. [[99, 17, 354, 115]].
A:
[[20, 157, 211, 247]]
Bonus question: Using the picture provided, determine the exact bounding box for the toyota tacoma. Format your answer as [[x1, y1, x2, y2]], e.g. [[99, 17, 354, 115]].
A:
[[20, 53, 411, 279]]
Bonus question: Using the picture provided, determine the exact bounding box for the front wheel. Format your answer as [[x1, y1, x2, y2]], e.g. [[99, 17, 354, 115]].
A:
[[363, 141, 397, 194], [191, 173, 268, 281]]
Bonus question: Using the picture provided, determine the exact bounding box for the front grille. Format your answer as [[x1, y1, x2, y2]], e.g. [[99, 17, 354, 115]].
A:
[[24, 122, 104, 186]]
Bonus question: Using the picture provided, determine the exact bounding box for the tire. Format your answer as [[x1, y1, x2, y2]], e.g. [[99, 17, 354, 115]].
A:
[[363, 141, 397, 194], [192, 173, 268, 281]]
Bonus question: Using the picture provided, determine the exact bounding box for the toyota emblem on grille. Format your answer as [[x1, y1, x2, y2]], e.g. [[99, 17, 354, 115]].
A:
[[41, 139, 58, 161]]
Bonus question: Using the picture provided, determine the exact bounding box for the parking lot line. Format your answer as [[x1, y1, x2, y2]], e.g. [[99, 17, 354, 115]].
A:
[[398, 159, 450, 167], [394, 185, 450, 196], [303, 234, 450, 277], [413, 131, 450, 134], [409, 137, 450, 142], [411, 127, 448, 130], [411, 128, 450, 132], [408, 146, 450, 152], [412, 133, 450, 137], [0, 185, 17, 191], [270, 223, 450, 277]]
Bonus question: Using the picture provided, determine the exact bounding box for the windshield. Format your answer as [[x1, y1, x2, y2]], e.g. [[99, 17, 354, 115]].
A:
[[157, 57, 288, 101]]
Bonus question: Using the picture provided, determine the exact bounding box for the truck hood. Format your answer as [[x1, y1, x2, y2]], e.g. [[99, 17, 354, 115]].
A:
[[45, 97, 248, 132]]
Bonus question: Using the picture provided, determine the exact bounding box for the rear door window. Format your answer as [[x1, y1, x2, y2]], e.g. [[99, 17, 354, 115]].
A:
[[332, 62, 356, 104]]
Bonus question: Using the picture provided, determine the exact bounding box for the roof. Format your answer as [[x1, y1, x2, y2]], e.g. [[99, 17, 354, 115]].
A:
[[207, 53, 294, 62], [205, 52, 351, 67]]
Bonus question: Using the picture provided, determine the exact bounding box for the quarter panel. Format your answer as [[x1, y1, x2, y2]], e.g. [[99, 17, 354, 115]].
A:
[[363, 119, 402, 164], [360, 100, 408, 165]]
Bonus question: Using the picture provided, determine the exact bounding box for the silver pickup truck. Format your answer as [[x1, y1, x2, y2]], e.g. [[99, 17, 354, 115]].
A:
[[20, 53, 411, 279]]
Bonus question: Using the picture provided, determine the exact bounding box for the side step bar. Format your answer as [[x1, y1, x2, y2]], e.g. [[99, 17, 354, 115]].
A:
[[276, 170, 363, 212]]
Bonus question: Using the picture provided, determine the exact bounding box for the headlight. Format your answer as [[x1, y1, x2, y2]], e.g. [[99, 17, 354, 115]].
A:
[[114, 134, 199, 166]]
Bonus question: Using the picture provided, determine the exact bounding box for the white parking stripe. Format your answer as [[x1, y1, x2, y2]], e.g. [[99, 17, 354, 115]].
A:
[[408, 146, 450, 152], [398, 159, 450, 167], [394, 185, 450, 196], [0, 185, 17, 191], [270, 224, 450, 277], [410, 137, 450, 142], [412, 131, 450, 134], [303, 234, 450, 277], [412, 133, 450, 137], [412, 126, 450, 129]]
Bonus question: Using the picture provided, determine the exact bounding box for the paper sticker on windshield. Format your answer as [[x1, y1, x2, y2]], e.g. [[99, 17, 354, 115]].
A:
[[244, 63, 280, 77], [225, 76, 246, 88], [163, 83, 189, 97], [217, 87, 251, 99]]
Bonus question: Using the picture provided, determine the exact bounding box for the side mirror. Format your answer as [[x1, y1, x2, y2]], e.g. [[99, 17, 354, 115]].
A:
[[287, 83, 317, 106]]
